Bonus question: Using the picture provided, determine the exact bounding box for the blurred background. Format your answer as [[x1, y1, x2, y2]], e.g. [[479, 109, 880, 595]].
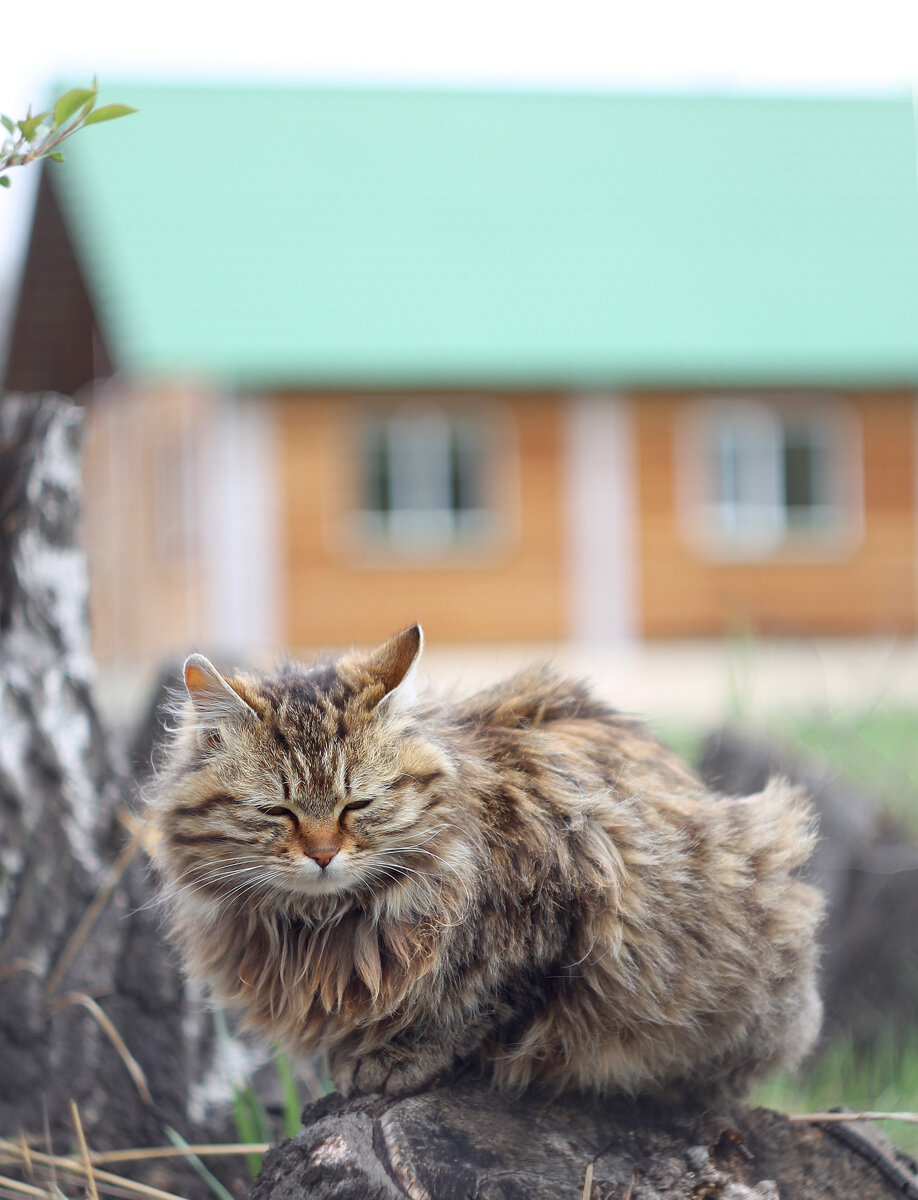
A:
[[4, 0, 918, 1158], [1, 0, 917, 729]]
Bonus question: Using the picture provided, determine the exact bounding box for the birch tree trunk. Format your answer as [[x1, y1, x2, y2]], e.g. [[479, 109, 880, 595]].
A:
[[0, 395, 242, 1195]]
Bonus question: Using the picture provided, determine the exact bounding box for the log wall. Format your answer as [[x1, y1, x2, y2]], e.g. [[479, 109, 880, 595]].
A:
[[278, 391, 567, 646], [635, 391, 918, 637]]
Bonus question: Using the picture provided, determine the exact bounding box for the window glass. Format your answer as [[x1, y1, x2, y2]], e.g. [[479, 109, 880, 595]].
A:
[[782, 421, 833, 527], [362, 420, 390, 517], [355, 409, 496, 553], [685, 400, 855, 558], [712, 409, 783, 542]]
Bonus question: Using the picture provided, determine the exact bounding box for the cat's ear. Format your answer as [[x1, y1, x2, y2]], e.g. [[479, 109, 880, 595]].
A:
[[183, 654, 258, 727], [367, 624, 424, 713]]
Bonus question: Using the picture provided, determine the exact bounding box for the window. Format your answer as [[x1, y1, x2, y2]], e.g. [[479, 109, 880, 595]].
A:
[[683, 400, 859, 558], [352, 409, 501, 554]]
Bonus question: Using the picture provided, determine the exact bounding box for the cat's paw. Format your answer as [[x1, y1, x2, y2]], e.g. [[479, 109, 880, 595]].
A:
[[334, 1049, 443, 1098], [353, 1053, 397, 1095], [330, 1050, 395, 1097], [329, 1056, 359, 1098], [376, 1057, 443, 1097]]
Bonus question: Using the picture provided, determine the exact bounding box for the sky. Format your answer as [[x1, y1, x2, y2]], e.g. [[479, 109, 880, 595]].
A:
[[1, 0, 917, 302]]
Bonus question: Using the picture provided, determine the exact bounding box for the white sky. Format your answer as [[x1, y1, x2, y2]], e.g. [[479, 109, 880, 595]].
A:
[[1, 0, 917, 299]]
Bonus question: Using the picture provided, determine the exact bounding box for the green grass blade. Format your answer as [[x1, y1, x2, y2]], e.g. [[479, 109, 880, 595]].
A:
[[274, 1052, 303, 1139], [163, 1125, 237, 1200]]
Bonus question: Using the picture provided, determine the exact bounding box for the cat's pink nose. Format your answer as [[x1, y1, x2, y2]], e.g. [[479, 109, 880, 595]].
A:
[[307, 847, 338, 869]]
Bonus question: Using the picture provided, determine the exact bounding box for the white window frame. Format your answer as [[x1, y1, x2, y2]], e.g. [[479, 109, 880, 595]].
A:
[[341, 402, 515, 562], [678, 397, 863, 561]]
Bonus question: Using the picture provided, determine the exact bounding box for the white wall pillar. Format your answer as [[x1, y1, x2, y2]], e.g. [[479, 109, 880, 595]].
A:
[[204, 394, 282, 655], [565, 393, 639, 646]]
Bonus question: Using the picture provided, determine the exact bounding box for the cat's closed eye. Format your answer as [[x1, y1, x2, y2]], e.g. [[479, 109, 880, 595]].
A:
[[263, 805, 297, 822], [342, 799, 373, 814]]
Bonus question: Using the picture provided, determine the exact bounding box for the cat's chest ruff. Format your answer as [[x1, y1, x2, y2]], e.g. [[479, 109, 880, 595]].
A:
[[256, 906, 443, 1019]]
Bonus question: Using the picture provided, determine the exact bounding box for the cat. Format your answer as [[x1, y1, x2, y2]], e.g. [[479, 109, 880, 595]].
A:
[[149, 623, 824, 1100]]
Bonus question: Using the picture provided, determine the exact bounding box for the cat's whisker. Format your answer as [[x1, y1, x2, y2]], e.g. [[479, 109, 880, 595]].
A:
[[359, 857, 472, 925], [162, 858, 270, 895], [369, 845, 475, 909], [386, 847, 472, 900], [205, 869, 281, 913], [132, 858, 271, 914], [357, 860, 441, 904], [375, 826, 450, 850], [166, 853, 270, 881], [160, 864, 278, 912], [220, 878, 276, 912]]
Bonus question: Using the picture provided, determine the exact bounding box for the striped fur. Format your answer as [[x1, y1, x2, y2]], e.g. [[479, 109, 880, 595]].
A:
[[149, 625, 824, 1099]]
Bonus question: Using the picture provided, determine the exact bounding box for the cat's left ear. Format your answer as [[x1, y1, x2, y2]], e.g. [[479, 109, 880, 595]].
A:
[[367, 624, 424, 713], [183, 654, 259, 728]]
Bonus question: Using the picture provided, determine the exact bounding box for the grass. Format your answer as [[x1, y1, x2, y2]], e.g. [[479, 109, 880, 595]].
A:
[[768, 707, 918, 833], [752, 1030, 918, 1159], [0, 1132, 273, 1200], [212, 1008, 324, 1182], [660, 702, 918, 832], [754, 704, 918, 1156]]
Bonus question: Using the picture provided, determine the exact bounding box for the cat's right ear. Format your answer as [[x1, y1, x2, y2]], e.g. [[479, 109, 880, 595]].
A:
[[183, 654, 259, 728], [366, 624, 424, 713]]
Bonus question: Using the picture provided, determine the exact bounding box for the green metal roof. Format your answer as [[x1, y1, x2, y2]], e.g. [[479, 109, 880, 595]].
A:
[[51, 84, 918, 387]]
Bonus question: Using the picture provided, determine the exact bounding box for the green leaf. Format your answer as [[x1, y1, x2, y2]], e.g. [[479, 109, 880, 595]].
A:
[[18, 114, 48, 141], [0, 176, 10, 188], [49, 152, 65, 163], [83, 103, 137, 127], [53, 87, 96, 127], [1, 115, 13, 134]]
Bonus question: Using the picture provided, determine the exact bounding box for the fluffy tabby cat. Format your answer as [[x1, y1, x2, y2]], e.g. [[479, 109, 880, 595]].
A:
[[150, 624, 824, 1099]]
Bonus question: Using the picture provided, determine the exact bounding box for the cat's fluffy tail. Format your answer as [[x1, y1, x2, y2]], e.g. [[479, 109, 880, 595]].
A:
[[742, 775, 820, 875], [728, 775, 825, 1083]]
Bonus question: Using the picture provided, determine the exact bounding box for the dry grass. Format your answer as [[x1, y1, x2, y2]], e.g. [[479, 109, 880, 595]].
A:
[[580, 1161, 593, 1199], [790, 1110, 918, 1126], [69, 1106, 98, 1200], [0, 1131, 273, 1200], [43, 833, 143, 1000], [0, 814, 264, 1200], [46, 993, 153, 1108]]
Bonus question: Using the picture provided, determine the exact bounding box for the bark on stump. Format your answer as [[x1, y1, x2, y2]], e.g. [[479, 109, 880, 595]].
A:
[[251, 1081, 918, 1199]]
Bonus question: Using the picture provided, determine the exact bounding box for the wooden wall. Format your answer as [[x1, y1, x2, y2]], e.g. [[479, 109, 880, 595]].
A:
[[278, 392, 566, 647], [83, 382, 215, 664], [635, 391, 918, 637], [82, 384, 918, 663]]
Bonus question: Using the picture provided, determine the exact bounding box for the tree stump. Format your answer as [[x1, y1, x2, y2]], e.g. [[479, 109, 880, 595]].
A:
[[251, 1081, 918, 1199]]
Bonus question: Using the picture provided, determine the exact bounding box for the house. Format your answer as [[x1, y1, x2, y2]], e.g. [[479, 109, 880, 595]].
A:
[[6, 85, 918, 664]]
